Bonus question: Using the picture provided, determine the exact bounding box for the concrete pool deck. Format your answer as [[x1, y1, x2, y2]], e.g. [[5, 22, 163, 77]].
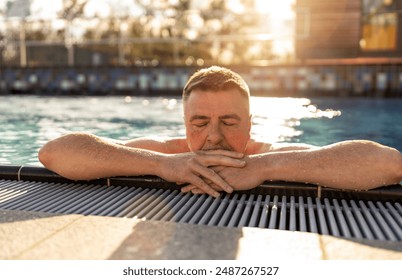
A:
[[1, 209, 401, 260]]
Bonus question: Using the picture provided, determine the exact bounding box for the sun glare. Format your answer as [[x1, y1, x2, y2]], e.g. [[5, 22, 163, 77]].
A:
[[30, 0, 62, 19], [250, 97, 341, 143], [253, 0, 296, 57], [84, 0, 111, 18], [255, 0, 295, 19]]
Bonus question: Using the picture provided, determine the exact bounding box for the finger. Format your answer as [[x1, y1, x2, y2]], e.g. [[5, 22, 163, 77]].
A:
[[211, 165, 224, 172], [200, 150, 244, 159], [192, 164, 233, 193], [190, 176, 221, 198], [197, 155, 246, 168], [181, 184, 197, 193], [192, 189, 206, 195], [182, 182, 221, 193]]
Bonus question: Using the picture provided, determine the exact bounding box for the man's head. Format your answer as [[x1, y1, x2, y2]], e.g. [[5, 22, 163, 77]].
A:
[[183, 66, 252, 153], [183, 66, 250, 103]]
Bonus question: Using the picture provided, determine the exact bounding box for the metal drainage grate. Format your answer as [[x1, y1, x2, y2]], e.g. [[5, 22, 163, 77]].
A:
[[0, 178, 401, 242]]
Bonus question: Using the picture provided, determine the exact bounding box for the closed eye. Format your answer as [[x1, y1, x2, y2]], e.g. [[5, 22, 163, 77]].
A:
[[222, 121, 237, 126], [193, 122, 208, 127], [220, 114, 241, 127]]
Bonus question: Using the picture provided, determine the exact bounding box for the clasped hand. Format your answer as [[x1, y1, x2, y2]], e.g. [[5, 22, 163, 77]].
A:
[[159, 150, 263, 197]]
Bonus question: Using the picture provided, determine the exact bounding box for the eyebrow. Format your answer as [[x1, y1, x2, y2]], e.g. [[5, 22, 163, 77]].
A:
[[219, 114, 241, 121], [189, 115, 209, 122], [189, 114, 241, 122]]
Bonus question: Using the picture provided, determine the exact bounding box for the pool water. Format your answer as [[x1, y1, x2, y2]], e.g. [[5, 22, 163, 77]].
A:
[[0, 95, 401, 166]]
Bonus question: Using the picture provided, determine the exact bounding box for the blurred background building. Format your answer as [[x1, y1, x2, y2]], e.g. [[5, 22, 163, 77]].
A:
[[295, 0, 402, 59], [0, 0, 401, 96]]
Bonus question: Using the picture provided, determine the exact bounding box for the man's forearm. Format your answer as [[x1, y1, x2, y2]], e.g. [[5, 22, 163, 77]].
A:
[[260, 140, 402, 190], [38, 133, 162, 180]]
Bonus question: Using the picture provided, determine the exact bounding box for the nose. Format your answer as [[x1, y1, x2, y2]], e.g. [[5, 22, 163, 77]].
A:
[[207, 123, 224, 145]]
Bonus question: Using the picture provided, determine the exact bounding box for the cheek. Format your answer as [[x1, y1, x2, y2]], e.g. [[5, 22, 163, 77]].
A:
[[224, 128, 250, 150], [186, 129, 206, 150]]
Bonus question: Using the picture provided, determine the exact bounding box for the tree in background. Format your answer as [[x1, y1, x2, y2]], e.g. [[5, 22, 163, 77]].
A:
[[1, 0, 275, 66]]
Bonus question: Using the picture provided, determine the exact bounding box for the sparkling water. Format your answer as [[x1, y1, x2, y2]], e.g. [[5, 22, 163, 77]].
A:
[[1, 95, 401, 166]]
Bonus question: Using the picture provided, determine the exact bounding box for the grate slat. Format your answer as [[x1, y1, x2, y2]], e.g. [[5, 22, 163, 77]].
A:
[[150, 191, 185, 221], [0, 180, 42, 201], [298, 196, 307, 232], [279, 196, 287, 230], [258, 195, 270, 228], [367, 201, 397, 242], [50, 184, 105, 213], [123, 188, 164, 218], [189, 194, 212, 224], [316, 198, 329, 235], [307, 197, 318, 233], [341, 199, 363, 239], [35, 184, 91, 212], [61, 185, 122, 214], [289, 196, 296, 231], [0, 182, 60, 210], [248, 194, 262, 228], [237, 195, 254, 227], [144, 190, 179, 220], [83, 187, 134, 216], [119, 188, 156, 217], [99, 187, 144, 217], [359, 200, 386, 241], [0, 181, 44, 204], [218, 193, 239, 227], [324, 198, 340, 236], [376, 202, 402, 240], [160, 192, 192, 221], [394, 202, 402, 215], [12, 182, 72, 211], [385, 202, 402, 228], [350, 200, 375, 240], [229, 194, 248, 227], [179, 194, 207, 224], [168, 192, 198, 222], [208, 195, 230, 226], [134, 189, 173, 219], [333, 199, 351, 238], [268, 195, 279, 229], [196, 196, 220, 225]]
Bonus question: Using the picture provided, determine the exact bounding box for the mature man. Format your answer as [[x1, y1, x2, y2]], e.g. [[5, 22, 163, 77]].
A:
[[38, 66, 402, 197]]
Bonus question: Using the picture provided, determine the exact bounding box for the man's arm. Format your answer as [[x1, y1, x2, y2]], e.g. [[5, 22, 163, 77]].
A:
[[261, 140, 401, 190], [182, 140, 402, 193], [38, 132, 246, 197]]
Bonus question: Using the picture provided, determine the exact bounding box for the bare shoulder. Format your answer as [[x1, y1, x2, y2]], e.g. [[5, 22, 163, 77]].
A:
[[246, 139, 317, 154], [245, 140, 272, 154], [123, 137, 189, 154]]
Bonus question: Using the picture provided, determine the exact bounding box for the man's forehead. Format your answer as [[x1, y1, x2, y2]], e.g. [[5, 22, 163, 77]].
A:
[[183, 88, 250, 118], [184, 89, 249, 107]]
